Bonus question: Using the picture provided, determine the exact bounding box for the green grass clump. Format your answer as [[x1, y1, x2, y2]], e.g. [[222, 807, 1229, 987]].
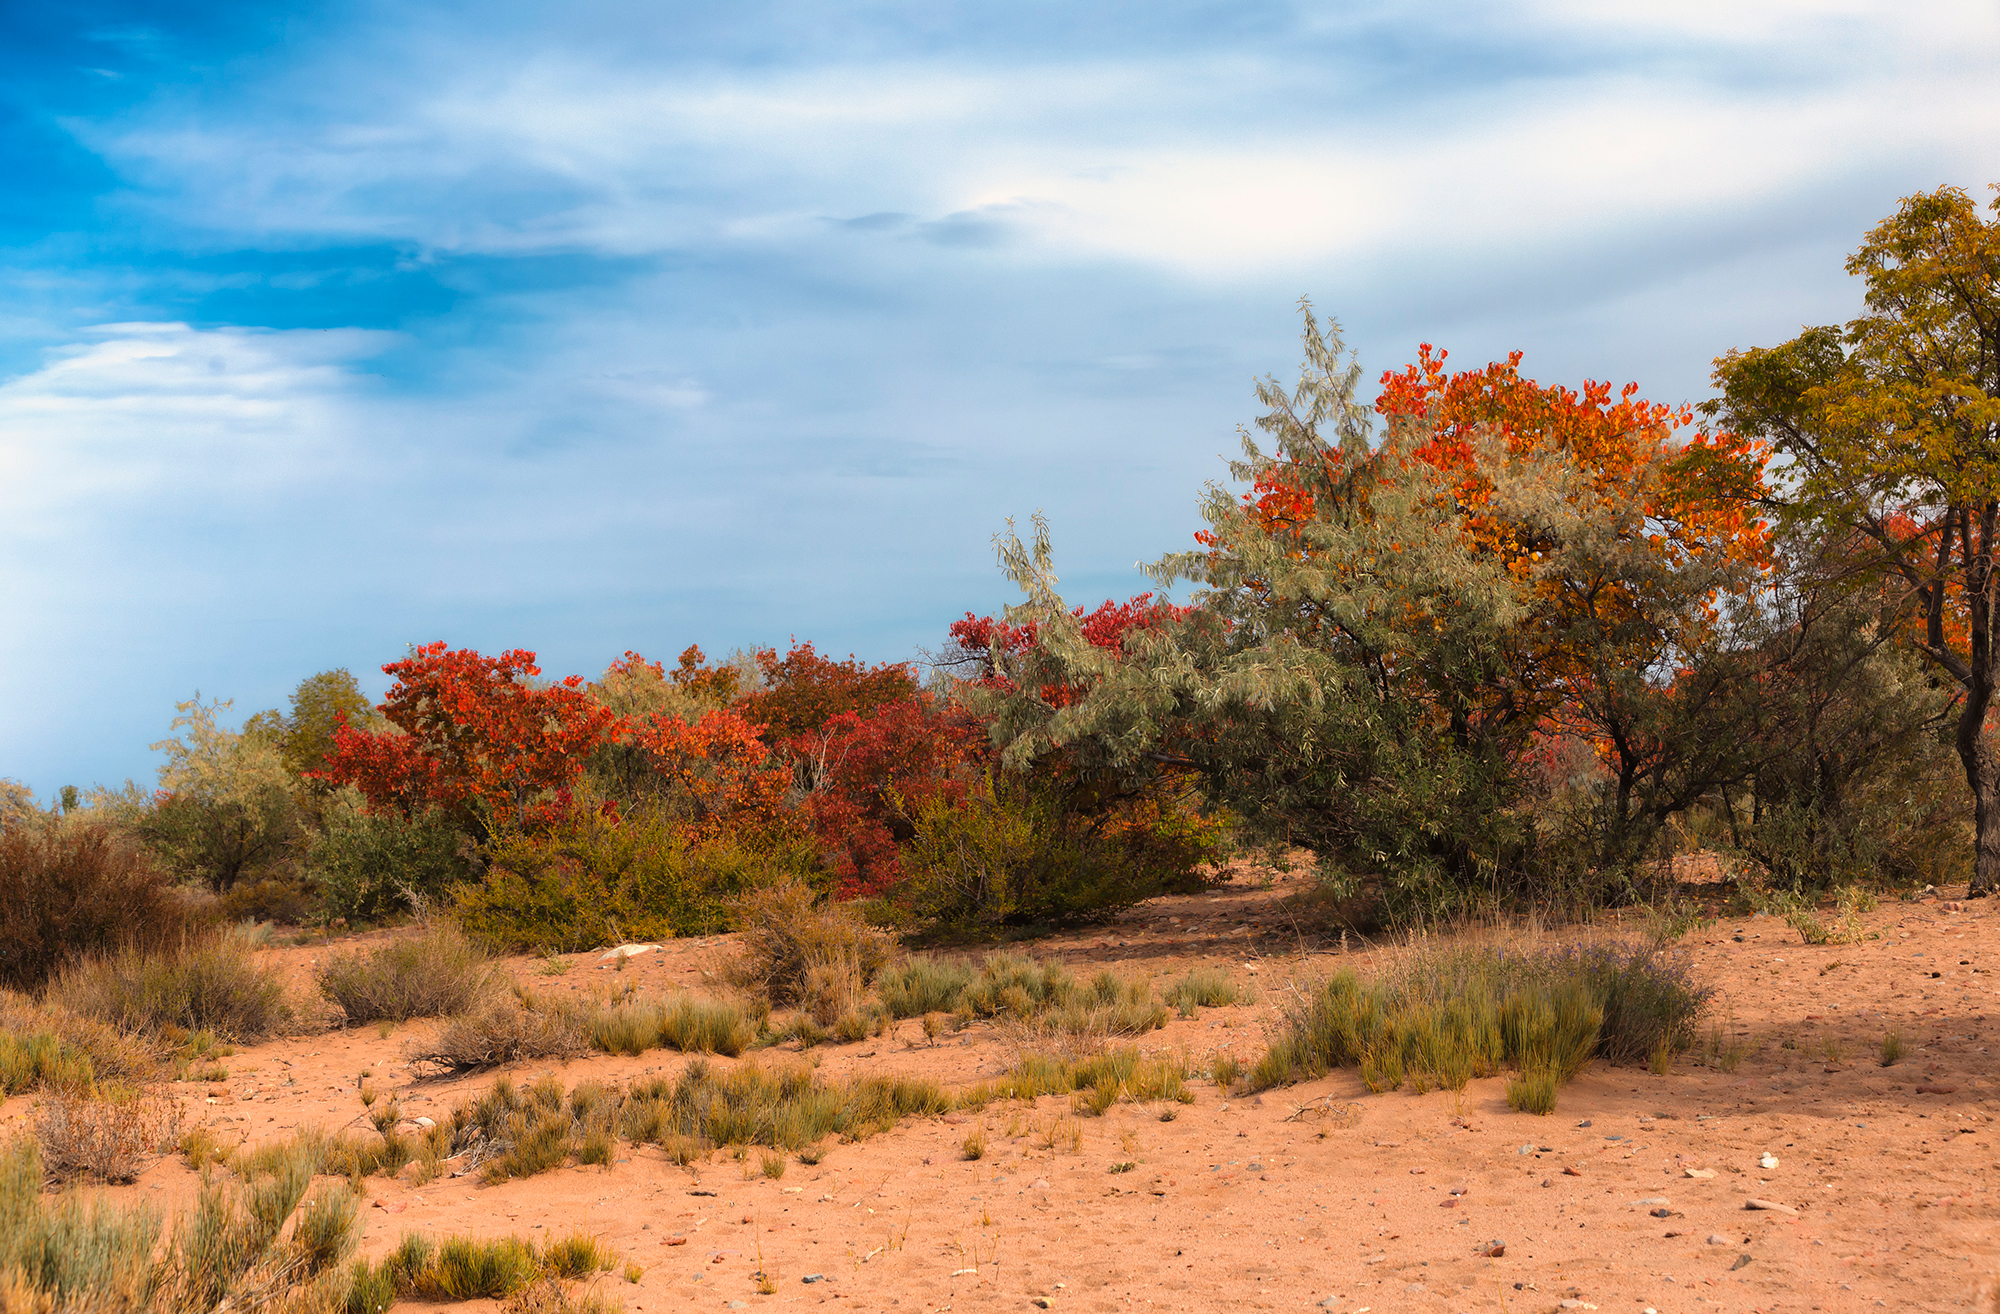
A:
[[47, 930, 293, 1043], [315, 920, 496, 1024], [589, 992, 755, 1057], [1249, 939, 1709, 1113], [1505, 1067, 1559, 1115], [1879, 1029, 1906, 1066], [1162, 967, 1245, 1017]]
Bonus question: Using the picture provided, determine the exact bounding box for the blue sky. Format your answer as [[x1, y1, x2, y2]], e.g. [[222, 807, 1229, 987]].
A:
[[3, 0, 1995, 797]]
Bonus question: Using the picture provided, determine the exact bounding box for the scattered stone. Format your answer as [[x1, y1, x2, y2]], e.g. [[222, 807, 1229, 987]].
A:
[[1744, 1199, 1797, 1215], [1480, 1243, 1506, 1258], [1031, 1179, 1049, 1189], [413, 1116, 435, 1129], [664, 1236, 688, 1246], [1562, 1167, 1583, 1177], [1409, 1167, 1426, 1175], [1706, 1234, 1731, 1245], [1439, 1198, 1458, 1208], [1317, 1299, 1339, 1310], [1576, 1120, 1592, 1128], [728, 1303, 747, 1310], [1684, 1168, 1716, 1179], [1916, 1084, 1959, 1095], [1517, 1144, 1535, 1156], [1731, 1254, 1753, 1271], [1557, 1302, 1598, 1310], [1032, 1299, 1055, 1309], [1758, 1153, 1778, 1169], [801, 1274, 825, 1284], [1632, 1197, 1670, 1207]]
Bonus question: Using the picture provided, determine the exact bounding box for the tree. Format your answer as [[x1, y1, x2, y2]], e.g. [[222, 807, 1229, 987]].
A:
[[974, 307, 1771, 916], [1710, 184, 2000, 892], [318, 644, 616, 833], [137, 697, 305, 892], [739, 642, 919, 745]]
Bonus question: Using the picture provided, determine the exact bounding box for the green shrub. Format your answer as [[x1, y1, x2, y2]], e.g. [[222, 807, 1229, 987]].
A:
[[48, 930, 293, 1042], [457, 807, 823, 954], [0, 992, 157, 1095], [894, 772, 1217, 929], [315, 921, 495, 1024], [0, 823, 199, 991], [217, 875, 320, 926], [309, 788, 471, 925]]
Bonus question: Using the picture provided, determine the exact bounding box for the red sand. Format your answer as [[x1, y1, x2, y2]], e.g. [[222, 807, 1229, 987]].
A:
[[9, 870, 1997, 1313]]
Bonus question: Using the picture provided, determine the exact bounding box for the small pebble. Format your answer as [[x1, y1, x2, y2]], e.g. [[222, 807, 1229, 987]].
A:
[[1706, 1234, 1732, 1246], [801, 1274, 824, 1284]]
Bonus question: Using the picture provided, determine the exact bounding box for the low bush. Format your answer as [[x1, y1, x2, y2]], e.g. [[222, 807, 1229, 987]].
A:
[[47, 929, 294, 1042], [621, 1059, 949, 1154], [315, 921, 496, 1024], [959, 1047, 1193, 1112], [217, 874, 320, 926], [457, 806, 823, 954], [893, 773, 1218, 929], [1249, 938, 1710, 1110], [0, 823, 198, 991], [33, 1086, 181, 1183], [310, 788, 472, 925], [347, 1228, 621, 1312], [406, 990, 592, 1074]]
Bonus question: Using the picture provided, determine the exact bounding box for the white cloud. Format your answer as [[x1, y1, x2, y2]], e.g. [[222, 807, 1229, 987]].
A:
[[0, 324, 395, 536]]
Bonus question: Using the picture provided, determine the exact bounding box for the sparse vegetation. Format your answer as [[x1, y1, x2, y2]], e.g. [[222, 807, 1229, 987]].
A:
[[1880, 1029, 1906, 1067], [590, 991, 757, 1057]]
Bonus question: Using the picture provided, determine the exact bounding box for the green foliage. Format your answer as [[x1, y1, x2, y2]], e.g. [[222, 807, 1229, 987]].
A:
[[457, 805, 823, 954], [895, 771, 1214, 929], [309, 787, 471, 924], [0, 823, 198, 991], [132, 697, 307, 894], [48, 929, 293, 1043], [1161, 967, 1245, 1016], [1249, 939, 1708, 1111], [314, 920, 496, 1024]]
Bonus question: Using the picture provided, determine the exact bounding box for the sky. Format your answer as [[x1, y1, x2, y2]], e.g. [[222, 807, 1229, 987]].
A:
[[2, 0, 1996, 798]]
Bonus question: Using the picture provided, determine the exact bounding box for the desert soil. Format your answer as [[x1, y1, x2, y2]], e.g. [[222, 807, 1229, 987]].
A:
[[7, 869, 1997, 1314]]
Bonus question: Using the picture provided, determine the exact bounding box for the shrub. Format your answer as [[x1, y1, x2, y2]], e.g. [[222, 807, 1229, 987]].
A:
[[458, 807, 823, 953], [315, 921, 496, 1024], [309, 788, 472, 925], [406, 991, 592, 1073], [0, 823, 197, 991], [729, 881, 892, 1013], [217, 874, 320, 925], [33, 1086, 181, 1183], [48, 929, 293, 1042], [894, 772, 1216, 929]]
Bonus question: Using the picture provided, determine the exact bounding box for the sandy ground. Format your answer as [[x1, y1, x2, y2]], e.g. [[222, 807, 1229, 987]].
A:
[[8, 869, 1999, 1314]]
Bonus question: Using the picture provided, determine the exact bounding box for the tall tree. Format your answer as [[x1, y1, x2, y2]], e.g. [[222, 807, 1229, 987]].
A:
[[1710, 184, 2000, 893]]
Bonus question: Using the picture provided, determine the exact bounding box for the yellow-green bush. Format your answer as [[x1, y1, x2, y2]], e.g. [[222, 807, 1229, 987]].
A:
[[456, 807, 823, 953]]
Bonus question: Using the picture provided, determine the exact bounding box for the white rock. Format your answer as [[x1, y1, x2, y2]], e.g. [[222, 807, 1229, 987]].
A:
[[600, 943, 664, 961], [1758, 1153, 1778, 1169]]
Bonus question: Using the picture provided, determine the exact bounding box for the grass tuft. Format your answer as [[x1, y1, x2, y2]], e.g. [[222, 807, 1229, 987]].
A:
[[47, 929, 293, 1042], [316, 920, 496, 1024]]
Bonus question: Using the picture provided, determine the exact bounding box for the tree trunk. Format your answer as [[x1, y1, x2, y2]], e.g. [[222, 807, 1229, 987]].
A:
[[1968, 732, 2000, 896]]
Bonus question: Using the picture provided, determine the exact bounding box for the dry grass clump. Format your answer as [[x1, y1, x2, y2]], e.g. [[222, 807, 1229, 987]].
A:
[[316, 920, 496, 1024], [589, 992, 756, 1057], [0, 1133, 359, 1312], [46, 929, 293, 1043], [0, 822, 199, 991], [0, 992, 158, 1095], [879, 954, 1177, 1050], [1249, 937, 1709, 1112], [407, 988, 592, 1074], [33, 1086, 181, 1183], [729, 881, 892, 1012], [621, 1058, 949, 1154]]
